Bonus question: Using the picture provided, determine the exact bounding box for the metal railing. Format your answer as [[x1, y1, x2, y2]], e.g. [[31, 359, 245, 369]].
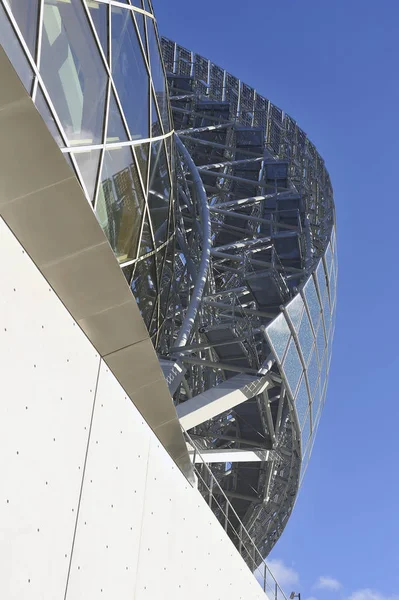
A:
[[184, 428, 289, 600]]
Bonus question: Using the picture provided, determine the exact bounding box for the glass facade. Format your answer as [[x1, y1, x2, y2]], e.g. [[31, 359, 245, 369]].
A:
[[265, 231, 337, 481], [0, 0, 172, 335]]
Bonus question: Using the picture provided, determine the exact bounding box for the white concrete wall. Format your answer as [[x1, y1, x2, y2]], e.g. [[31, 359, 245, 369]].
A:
[[0, 217, 266, 600]]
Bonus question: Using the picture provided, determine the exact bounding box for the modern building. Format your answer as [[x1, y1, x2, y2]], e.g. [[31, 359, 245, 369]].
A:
[[0, 1, 336, 599]]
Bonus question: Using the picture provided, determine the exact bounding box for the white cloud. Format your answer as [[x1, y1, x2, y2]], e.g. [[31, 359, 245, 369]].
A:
[[267, 558, 300, 589], [349, 590, 399, 600], [315, 576, 342, 591]]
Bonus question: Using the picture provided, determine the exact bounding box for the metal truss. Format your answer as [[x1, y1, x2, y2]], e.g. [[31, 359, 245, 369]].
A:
[[158, 38, 335, 560]]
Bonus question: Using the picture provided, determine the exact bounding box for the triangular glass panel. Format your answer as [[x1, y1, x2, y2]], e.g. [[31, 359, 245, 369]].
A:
[[148, 140, 171, 246], [133, 143, 149, 193], [73, 150, 101, 203], [5, 0, 39, 57], [111, 5, 149, 139], [87, 0, 108, 60], [35, 86, 63, 147], [134, 12, 147, 58], [151, 95, 163, 137], [107, 88, 129, 143], [95, 146, 145, 262]]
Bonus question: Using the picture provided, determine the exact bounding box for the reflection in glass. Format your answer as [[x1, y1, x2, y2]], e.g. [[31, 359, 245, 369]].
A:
[[87, 0, 108, 59], [148, 140, 171, 246], [96, 146, 144, 263], [0, 3, 33, 92], [316, 320, 326, 364], [266, 313, 291, 362], [138, 209, 153, 256], [107, 88, 128, 142], [147, 16, 170, 133], [134, 143, 149, 191], [4, 0, 39, 57], [283, 338, 303, 397], [151, 96, 163, 137], [73, 149, 101, 202], [134, 11, 147, 57], [325, 244, 333, 278], [111, 6, 149, 139], [41, 0, 107, 146], [131, 254, 157, 329], [303, 276, 321, 334], [35, 86, 63, 147]]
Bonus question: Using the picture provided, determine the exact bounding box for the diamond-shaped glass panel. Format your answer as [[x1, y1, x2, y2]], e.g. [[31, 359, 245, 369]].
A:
[[283, 338, 303, 398], [266, 313, 291, 362], [139, 207, 154, 256], [73, 149, 101, 203], [111, 6, 149, 140], [41, 0, 108, 146], [302, 411, 311, 448], [306, 348, 319, 398], [297, 309, 314, 366], [96, 146, 144, 263], [303, 276, 321, 334], [286, 294, 304, 333]]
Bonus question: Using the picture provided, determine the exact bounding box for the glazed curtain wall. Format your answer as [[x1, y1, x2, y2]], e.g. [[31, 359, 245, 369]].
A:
[[0, 0, 174, 339]]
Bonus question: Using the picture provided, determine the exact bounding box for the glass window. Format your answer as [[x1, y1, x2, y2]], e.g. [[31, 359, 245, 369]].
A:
[[306, 348, 319, 399], [96, 146, 144, 263], [303, 276, 321, 334], [138, 208, 153, 256], [4, 0, 39, 57], [131, 254, 157, 329], [107, 88, 128, 143], [134, 143, 150, 192], [266, 313, 291, 362], [325, 244, 333, 278], [316, 260, 328, 305], [295, 375, 309, 429], [283, 338, 303, 398], [297, 310, 314, 366], [0, 3, 33, 92], [323, 293, 331, 335], [87, 0, 108, 59], [134, 11, 147, 58], [311, 381, 322, 427], [148, 140, 171, 246], [73, 149, 101, 203], [151, 95, 163, 137], [286, 293, 304, 333], [41, 0, 107, 146], [111, 6, 149, 139], [301, 411, 311, 448], [316, 320, 326, 364], [146, 16, 170, 133], [35, 86, 63, 147]]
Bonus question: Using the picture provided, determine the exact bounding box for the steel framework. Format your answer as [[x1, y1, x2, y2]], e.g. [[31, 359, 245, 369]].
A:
[[157, 38, 337, 559]]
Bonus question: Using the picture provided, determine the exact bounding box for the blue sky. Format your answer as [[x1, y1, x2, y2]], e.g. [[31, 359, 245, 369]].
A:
[[154, 1, 399, 599]]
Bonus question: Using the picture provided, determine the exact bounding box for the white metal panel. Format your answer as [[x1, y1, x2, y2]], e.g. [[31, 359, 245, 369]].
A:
[[66, 360, 152, 600], [0, 218, 101, 599], [136, 437, 266, 600]]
